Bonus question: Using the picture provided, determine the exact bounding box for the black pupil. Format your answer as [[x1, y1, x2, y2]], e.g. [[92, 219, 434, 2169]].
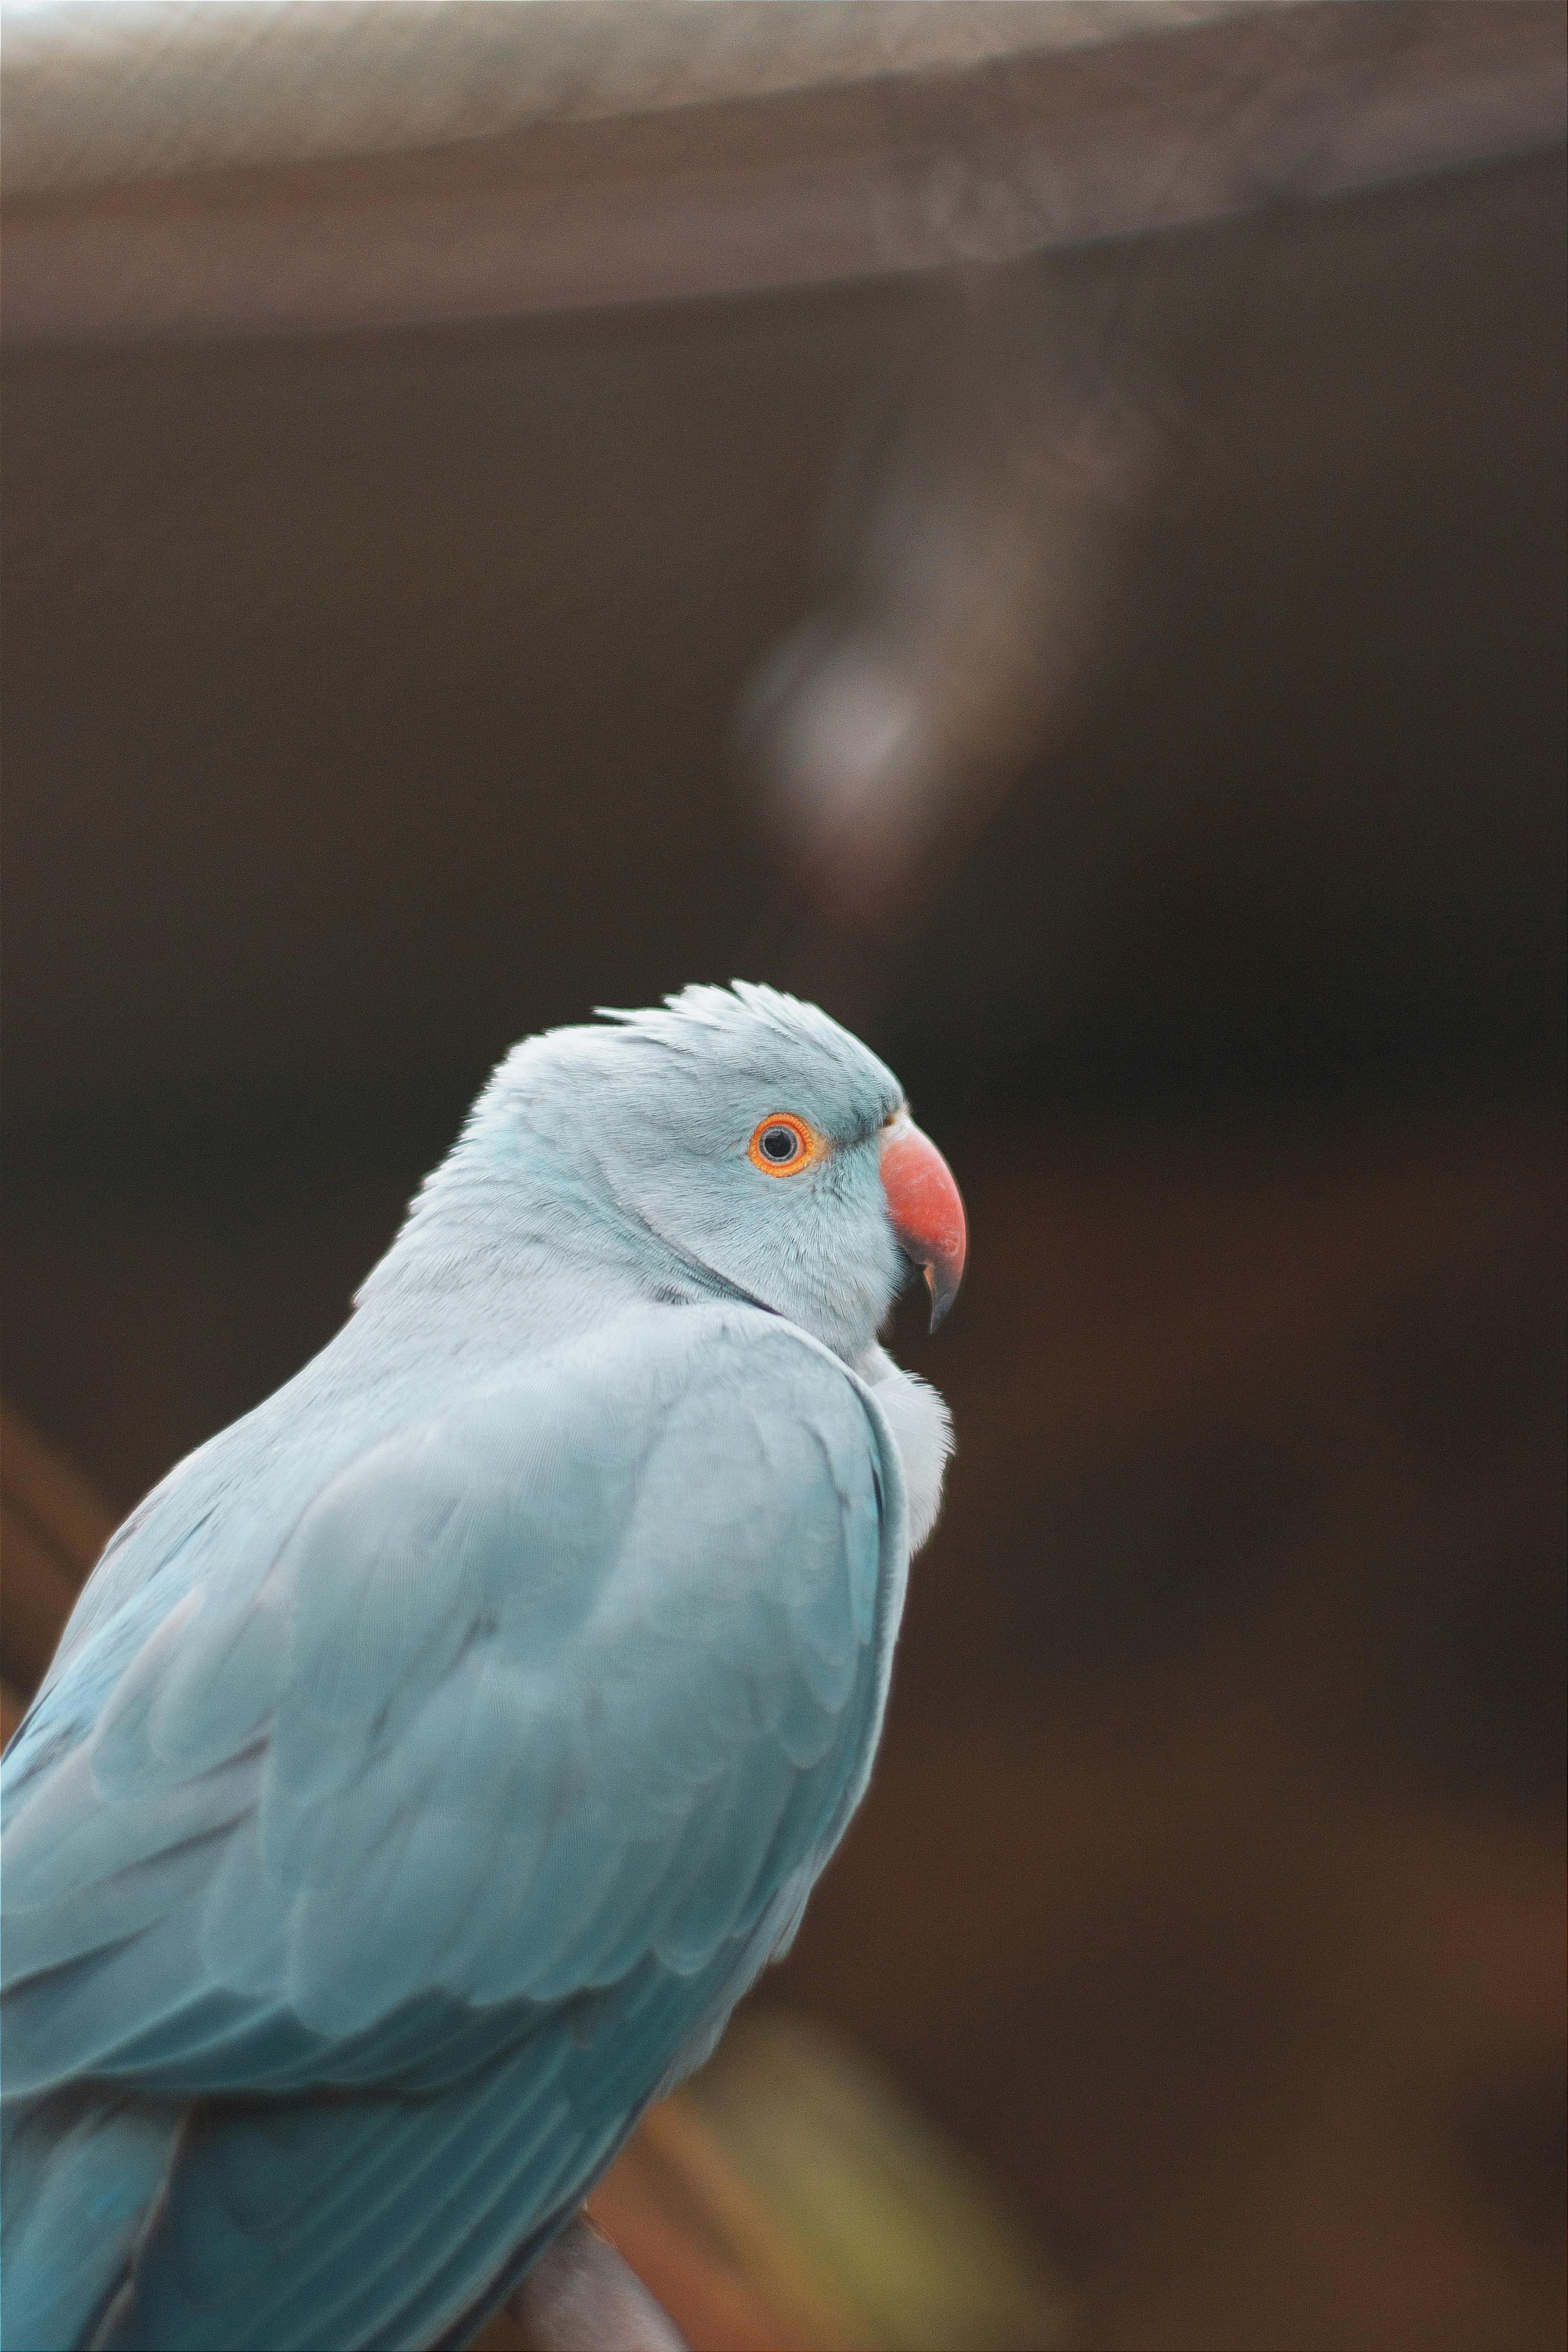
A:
[[761, 1126, 798, 1162]]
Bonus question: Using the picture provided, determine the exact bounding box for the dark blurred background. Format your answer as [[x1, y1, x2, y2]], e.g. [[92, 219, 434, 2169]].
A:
[[3, 7, 1564, 2348]]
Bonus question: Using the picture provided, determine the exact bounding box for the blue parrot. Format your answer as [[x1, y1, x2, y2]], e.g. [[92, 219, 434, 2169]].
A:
[[1, 985, 965, 2351]]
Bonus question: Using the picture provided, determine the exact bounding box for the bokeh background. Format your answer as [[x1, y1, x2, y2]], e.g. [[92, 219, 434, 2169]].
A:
[[4, 7, 1564, 2349]]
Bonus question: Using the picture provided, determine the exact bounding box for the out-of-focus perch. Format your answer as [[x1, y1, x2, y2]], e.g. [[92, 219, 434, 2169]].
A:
[[499, 2217, 689, 2352], [477, 2013, 1069, 2352]]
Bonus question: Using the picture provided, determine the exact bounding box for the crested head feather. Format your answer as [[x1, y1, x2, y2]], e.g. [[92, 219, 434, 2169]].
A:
[[590, 982, 895, 1091]]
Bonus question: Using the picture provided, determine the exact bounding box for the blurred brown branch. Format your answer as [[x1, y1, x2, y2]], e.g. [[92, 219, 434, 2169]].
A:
[[1, 1400, 113, 1725]]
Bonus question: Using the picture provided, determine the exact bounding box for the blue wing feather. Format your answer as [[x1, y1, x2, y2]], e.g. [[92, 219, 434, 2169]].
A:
[[1, 1304, 904, 2350]]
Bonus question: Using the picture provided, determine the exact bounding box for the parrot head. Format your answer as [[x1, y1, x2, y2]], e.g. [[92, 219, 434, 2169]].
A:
[[375, 984, 964, 1361]]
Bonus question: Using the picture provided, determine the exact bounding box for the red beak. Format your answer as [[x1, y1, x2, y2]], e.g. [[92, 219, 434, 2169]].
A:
[[880, 1116, 967, 1330]]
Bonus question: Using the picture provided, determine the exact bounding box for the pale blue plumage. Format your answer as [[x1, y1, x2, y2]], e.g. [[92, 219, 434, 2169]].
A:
[[2, 986, 949, 2350]]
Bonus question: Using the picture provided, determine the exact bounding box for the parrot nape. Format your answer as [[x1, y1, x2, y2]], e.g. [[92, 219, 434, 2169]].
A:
[[1, 985, 965, 2352]]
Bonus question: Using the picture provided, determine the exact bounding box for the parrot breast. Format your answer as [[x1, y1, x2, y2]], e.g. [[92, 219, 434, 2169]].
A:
[[856, 1348, 953, 1552]]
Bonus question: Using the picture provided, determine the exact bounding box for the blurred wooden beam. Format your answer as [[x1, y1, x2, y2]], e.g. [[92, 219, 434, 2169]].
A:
[[3, 2, 1561, 344], [0, 4, 1253, 197]]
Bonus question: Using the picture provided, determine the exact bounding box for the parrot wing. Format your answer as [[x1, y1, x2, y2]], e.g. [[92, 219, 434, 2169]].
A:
[[1, 1304, 904, 2351]]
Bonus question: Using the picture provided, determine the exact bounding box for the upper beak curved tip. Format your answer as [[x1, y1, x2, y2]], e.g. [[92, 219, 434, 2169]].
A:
[[924, 1259, 961, 1332]]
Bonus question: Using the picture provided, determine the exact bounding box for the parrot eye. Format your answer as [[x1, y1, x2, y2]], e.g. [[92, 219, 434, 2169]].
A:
[[748, 1114, 819, 1175]]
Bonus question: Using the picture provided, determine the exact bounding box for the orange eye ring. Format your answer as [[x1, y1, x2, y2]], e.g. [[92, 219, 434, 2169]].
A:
[[747, 1113, 821, 1176]]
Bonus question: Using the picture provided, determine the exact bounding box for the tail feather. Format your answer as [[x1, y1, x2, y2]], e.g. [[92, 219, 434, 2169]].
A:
[[94, 2027, 629, 2352], [1, 2092, 180, 2352]]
